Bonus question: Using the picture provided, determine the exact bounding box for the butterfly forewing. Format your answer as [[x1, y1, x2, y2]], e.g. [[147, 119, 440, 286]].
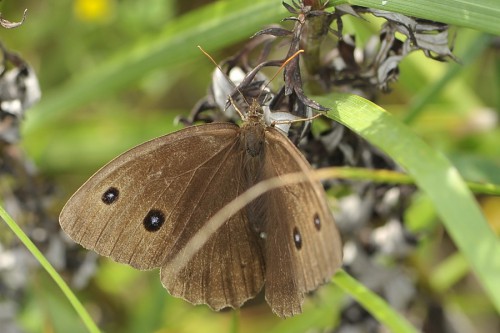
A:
[[60, 124, 264, 285]]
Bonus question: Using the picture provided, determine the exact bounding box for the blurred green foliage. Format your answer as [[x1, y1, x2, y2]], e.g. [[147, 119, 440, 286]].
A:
[[1, 0, 499, 332]]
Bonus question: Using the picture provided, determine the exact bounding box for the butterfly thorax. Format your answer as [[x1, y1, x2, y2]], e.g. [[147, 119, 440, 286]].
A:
[[240, 99, 267, 158], [239, 99, 268, 196]]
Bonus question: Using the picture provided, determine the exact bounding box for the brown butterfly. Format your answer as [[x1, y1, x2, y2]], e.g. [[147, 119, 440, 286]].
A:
[[60, 66, 342, 318]]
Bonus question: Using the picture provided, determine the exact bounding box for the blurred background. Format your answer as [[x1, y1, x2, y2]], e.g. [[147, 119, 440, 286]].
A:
[[0, 0, 499, 332]]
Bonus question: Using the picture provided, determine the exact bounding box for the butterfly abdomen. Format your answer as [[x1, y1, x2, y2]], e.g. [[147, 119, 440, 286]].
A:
[[240, 120, 265, 158]]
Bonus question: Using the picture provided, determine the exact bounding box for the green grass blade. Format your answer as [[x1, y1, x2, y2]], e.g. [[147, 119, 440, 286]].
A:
[[430, 252, 470, 293], [23, 0, 285, 134], [330, 167, 500, 195], [315, 93, 500, 313], [331, 0, 500, 35], [0, 206, 101, 333], [333, 270, 419, 333]]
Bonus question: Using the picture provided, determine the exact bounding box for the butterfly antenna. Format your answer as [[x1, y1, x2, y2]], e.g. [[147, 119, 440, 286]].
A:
[[261, 50, 328, 127], [228, 95, 246, 120], [197, 45, 251, 115], [198, 45, 224, 76], [260, 49, 304, 96]]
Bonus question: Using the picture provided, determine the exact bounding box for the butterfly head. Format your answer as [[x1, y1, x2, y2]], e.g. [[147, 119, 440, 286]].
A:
[[199, 46, 307, 135]]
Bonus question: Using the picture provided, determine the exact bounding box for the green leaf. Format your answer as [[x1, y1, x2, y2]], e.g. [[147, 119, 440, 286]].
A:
[[315, 92, 500, 313]]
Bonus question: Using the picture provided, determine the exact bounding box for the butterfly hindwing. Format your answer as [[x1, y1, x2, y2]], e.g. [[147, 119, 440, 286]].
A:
[[261, 127, 342, 317]]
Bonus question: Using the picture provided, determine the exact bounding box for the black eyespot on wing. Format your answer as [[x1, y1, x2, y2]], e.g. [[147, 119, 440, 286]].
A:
[[102, 187, 119, 204], [313, 213, 321, 231], [293, 227, 302, 250], [143, 209, 165, 232]]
